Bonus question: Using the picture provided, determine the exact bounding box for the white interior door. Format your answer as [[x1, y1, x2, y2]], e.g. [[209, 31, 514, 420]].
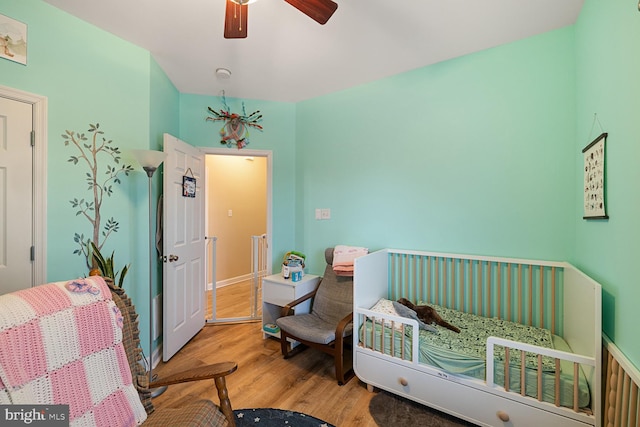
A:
[[0, 97, 33, 294], [162, 134, 206, 361]]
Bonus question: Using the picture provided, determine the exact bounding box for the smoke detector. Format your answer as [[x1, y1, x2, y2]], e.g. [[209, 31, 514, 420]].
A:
[[216, 68, 232, 79]]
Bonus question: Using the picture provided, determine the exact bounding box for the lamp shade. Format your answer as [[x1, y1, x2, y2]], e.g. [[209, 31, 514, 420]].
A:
[[130, 149, 167, 170]]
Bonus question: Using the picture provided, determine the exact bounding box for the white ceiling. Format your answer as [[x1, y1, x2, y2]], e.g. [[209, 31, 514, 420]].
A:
[[43, 0, 584, 103]]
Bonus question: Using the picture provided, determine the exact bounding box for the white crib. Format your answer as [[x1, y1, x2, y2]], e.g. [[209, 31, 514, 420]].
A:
[[353, 248, 602, 427]]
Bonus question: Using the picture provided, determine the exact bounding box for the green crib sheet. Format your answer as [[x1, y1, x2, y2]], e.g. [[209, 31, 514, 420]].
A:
[[359, 303, 590, 409]]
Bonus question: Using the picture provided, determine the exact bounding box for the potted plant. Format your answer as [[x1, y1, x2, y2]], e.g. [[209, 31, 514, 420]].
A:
[[90, 241, 130, 288]]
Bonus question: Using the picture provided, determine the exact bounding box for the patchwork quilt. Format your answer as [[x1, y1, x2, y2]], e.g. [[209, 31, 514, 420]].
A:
[[0, 277, 147, 427]]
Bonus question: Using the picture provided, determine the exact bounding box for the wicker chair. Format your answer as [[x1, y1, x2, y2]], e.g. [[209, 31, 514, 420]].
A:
[[276, 247, 355, 385], [0, 277, 236, 426], [108, 280, 237, 426]]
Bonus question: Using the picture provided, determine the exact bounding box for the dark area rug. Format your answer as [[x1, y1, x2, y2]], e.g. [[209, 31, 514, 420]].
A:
[[233, 408, 335, 427], [369, 391, 478, 426]]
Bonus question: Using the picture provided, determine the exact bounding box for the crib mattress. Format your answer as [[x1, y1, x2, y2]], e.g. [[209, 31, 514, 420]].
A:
[[359, 305, 590, 408]]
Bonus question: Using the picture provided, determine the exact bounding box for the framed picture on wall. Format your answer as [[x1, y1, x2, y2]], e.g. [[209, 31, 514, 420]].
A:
[[0, 13, 27, 65], [582, 132, 608, 219]]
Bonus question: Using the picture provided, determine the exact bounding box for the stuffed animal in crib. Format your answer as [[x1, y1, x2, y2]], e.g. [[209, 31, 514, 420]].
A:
[[397, 298, 461, 333]]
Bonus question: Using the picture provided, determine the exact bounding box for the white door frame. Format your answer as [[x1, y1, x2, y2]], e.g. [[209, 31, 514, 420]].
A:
[[201, 147, 273, 287], [0, 85, 47, 286]]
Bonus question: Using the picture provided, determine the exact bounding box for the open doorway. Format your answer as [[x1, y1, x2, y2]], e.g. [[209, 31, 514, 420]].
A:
[[204, 152, 270, 323]]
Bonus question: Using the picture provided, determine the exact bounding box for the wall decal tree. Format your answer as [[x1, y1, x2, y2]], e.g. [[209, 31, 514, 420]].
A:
[[62, 123, 134, 269]]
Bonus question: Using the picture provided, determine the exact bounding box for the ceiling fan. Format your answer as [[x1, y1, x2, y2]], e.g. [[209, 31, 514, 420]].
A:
[[224, 0, 338, 39]]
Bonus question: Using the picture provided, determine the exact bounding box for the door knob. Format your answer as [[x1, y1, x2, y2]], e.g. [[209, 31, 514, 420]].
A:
[[168, 254, 179, 262]]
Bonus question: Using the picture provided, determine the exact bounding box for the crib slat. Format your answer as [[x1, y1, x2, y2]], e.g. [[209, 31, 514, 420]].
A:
[[468, 260, 472, 314], [478, 261, 482, 316], [555, 358, 561, 407], [540, 267, 544, 329], [401, 324, 405, 360], [427, 256, 432, 303], [444, 257, 448, 307], [433, 257, 438, 305], [551, 267, 556, 335], [381, 319, 386, 355], [528, 265, 533, 326], [390, 321, 395, 356], [504, 347, 510, 392], [521, 350, 526, 397], [537, 354, 543, 401], [404, 256, 409, 302], [390, 255, 396, 300], [371, 317, 375, 352], [411, 256, 421, 303], [449, 258, 458, 310], [518, 264, 523, 324], [487, 262, 491, 317], [574, 362, 581, 413], [507, 263, 512, 322], [459, 259, 464, 312], [419, 257, 424, 303], [497, 262, 502, 319]]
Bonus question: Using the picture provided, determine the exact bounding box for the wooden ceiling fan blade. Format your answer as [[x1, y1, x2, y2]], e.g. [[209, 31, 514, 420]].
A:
[[284, 0, 338, 25], [224, 0, 248, 39]]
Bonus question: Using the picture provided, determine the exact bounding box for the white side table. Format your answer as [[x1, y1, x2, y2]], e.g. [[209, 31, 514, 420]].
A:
[[262, 273, 321, 340]]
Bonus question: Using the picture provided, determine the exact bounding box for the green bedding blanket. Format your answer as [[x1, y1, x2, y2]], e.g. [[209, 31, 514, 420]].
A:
[[359, 304, 590, 408], [419, 303, 556, 372]]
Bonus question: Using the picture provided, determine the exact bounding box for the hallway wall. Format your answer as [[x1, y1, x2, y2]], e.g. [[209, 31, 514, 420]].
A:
[[206, 155, 267, 284]]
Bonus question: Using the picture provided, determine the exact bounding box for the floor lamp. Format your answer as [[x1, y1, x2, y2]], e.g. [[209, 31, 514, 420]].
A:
[[131, 149, 167, 398]]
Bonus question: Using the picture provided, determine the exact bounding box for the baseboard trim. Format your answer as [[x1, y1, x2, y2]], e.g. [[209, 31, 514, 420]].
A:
[[207, 273, 254, 291]]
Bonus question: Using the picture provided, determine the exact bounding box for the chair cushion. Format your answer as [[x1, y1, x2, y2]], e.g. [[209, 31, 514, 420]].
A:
[[311, 264, 353, 326], [276, 313, 352, 345]]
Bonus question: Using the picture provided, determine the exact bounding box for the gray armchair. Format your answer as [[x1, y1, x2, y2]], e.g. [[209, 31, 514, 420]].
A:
[[276, 247, 355, 385]]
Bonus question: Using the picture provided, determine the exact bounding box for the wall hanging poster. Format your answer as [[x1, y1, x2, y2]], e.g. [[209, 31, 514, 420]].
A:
[[582, 132, 608, 219], [0, 13, 27, 65], [182, 168, 196, 198]]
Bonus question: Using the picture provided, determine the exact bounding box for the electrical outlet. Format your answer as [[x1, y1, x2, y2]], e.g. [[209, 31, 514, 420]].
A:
[[321, 208, 331, 220]]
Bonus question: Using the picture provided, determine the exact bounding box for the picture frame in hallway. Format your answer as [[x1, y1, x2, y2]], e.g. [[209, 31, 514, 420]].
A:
[[0, 13, 27, 65], [582, 132, 608, 220]]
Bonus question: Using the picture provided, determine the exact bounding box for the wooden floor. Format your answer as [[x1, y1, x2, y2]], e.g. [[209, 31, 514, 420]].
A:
[[207, 280, 262, 320], [154, 323, 376, 427], [153, 322, 378, 427]]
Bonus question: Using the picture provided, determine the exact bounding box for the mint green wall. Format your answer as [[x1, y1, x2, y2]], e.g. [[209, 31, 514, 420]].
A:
[[178, 94, 297, 272], [297, 28, 577, 274], [0, 0, 176, 355], [574, 1, 640, 369]]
